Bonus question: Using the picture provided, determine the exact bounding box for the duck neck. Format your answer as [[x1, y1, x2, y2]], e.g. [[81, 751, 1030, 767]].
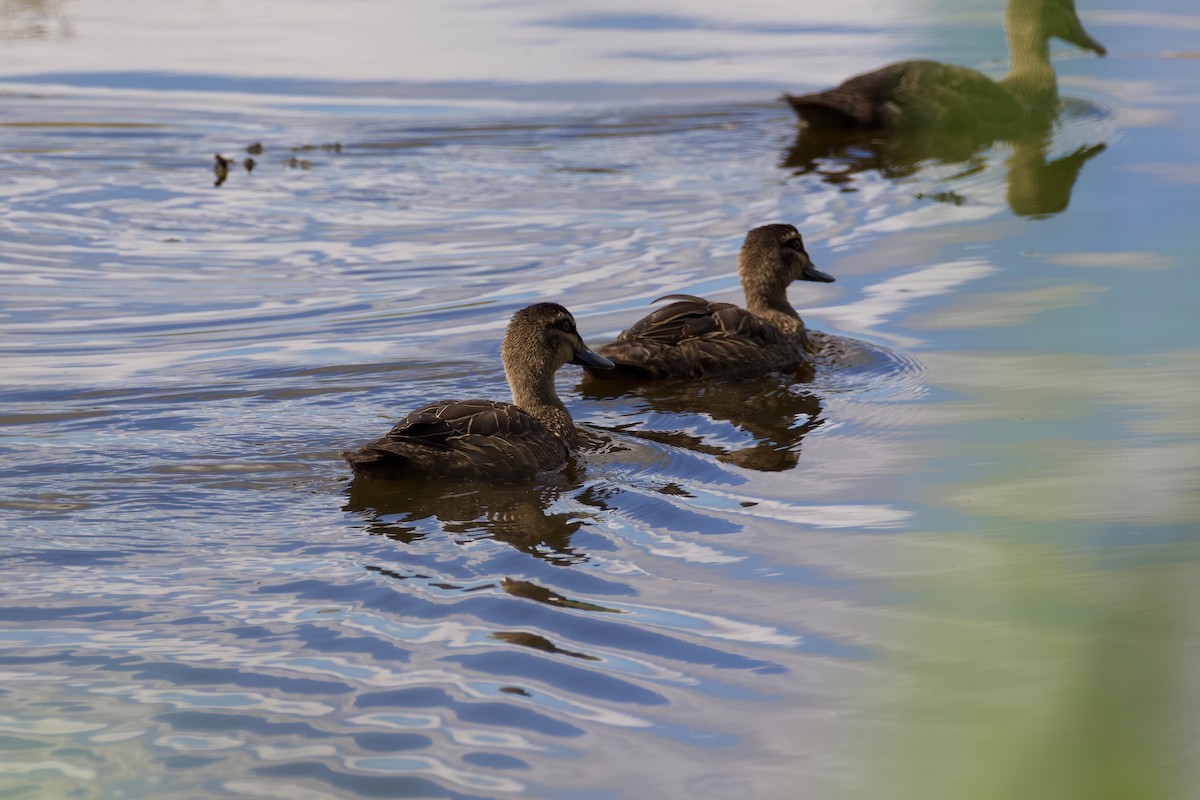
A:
[[999, 0, 1058, 110], [742, 259, 803, 336], [507, 366, 576, 446]]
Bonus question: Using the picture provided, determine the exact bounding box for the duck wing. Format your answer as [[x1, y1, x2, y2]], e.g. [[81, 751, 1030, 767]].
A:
[[784, 62, 908, 128], [590, 296, 800, 379], [343, 399, 568, 482]]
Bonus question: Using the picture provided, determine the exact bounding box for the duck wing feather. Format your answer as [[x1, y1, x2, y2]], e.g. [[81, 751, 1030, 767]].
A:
[[591, 296, 801, 379], [344, 399, 568, 482]]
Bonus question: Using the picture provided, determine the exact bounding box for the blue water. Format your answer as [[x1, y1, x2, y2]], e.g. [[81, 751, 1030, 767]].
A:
[[1, 0, 1197, 797]]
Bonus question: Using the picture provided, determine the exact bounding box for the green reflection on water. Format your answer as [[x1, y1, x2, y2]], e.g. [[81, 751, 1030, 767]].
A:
[[838, 0, 1200, 792], [877, 538, 1189, 800], [866, 254, 1197, 798]]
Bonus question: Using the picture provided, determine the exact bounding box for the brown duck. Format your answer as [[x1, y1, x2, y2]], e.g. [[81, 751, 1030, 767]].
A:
[[344, 303, 613, 482], [783, 0, 1105, 135], [583, 224, 834, 380]]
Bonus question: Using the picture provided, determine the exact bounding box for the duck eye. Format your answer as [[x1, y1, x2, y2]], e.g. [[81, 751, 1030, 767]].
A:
[[554, 319, 574, 333]]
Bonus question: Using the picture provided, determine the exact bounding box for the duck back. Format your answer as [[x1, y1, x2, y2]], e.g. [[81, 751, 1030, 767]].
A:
[[786, 60, 1024, 133], [590, 295, 805, 380], [344, 399, 569, 482]]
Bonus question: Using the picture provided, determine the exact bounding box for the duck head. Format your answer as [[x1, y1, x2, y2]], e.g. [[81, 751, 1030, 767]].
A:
[[502, 303, 613, 392], [1045, 0, 1106, 56], [740, 224, 835, 289]]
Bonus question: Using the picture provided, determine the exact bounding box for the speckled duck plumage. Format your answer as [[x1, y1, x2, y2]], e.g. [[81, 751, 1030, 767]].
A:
[[344, 303, 613, 482], [583, 224, 835, 380]]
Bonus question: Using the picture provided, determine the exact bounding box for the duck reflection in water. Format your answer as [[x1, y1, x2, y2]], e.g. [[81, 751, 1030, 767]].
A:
[[342, 303, 615, 561], [781, 0, 1107, 217], [580, 377, 825, 473], [344, 472, 598, 565]]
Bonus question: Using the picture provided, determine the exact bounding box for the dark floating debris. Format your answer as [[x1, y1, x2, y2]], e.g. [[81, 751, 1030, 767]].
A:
[[209, 141, 341, 184], [915, 190, 966, 206], [213, 153, 231, 187], [491, 631, 600, 661], [499, 578, 620, 613]]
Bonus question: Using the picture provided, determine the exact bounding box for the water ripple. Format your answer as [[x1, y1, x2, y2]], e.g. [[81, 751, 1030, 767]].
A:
[[0, 55, 999, 798]]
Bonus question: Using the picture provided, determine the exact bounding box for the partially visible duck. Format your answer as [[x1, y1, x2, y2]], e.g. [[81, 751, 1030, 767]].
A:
[[583, 224, 834, 380], [783, 0, 1105, 136], [344, 303, 613, 482]]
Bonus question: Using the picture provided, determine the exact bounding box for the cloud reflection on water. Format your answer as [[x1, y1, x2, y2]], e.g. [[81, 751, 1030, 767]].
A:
[[0, 0, 911, 89]]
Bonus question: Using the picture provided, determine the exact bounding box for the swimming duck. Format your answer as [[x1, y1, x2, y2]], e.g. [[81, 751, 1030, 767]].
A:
[[583, 224, 834, 380], [344, 303, 613, 482], [783, 0, 1105, 135]]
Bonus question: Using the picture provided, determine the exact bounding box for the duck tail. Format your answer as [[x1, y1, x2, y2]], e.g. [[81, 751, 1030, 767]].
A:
[[342, 443, 421, 480], [783, 91, 868, 128]]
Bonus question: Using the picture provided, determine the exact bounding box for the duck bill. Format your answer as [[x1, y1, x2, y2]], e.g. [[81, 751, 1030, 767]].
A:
[[799, 258, 836, 283], [1063, 28, 1106, 56], [571, 345, 615, 370], [1058, 16, 1106, 56]]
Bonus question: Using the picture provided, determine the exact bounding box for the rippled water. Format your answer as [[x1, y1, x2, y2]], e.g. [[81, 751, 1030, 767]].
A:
[[2, 1, 1199, 798]]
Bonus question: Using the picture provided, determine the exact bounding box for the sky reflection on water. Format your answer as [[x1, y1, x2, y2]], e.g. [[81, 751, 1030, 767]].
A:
[[0, 0, 910, 88]]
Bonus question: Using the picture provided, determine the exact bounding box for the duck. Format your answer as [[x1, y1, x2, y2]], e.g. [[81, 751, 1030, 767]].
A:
[[344, 303, 613, 482], [783, 0, 1105, 136], [582, 224, 834, 380]]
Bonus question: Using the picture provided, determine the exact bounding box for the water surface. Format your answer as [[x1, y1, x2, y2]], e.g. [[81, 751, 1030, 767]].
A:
[[1, 1, 1198, 797]]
